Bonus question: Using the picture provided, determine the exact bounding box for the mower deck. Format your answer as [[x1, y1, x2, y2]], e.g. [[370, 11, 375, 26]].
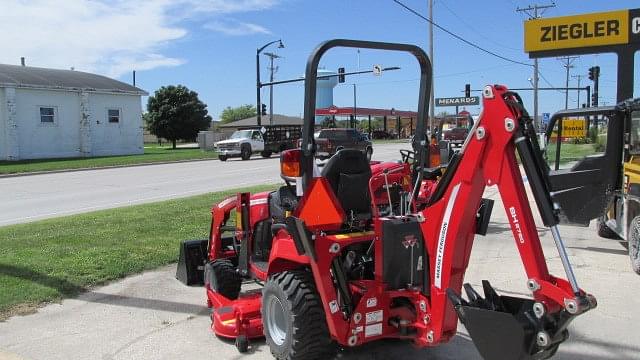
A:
[[209, 287, 264, 340]]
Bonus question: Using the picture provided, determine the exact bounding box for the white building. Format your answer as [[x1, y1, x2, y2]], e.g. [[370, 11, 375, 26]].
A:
[[0, 64, 147, 160]]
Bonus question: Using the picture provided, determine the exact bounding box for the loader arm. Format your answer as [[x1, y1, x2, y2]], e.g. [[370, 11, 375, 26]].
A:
[[422, 85, 595, 359]]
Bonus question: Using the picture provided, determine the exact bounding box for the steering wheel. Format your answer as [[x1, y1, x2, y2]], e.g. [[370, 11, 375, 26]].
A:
[[400, 149, 415, 164]]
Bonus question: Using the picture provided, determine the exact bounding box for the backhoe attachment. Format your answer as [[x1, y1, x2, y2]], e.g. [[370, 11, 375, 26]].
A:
[[447, 281, 595, 360]]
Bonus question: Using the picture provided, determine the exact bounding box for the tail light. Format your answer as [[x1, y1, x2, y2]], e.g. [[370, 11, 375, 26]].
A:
[[281, 149, 302, 178]]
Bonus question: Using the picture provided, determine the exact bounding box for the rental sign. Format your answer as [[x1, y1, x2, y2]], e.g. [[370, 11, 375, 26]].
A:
[[524, 8, 640, 53]]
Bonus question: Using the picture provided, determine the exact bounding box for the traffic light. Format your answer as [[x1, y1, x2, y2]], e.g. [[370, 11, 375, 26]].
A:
[[591, 92, 598, 107], [588, 66, 600, 81], [261, 103, 267, 116], [465, 84, 471, 98], [338, 67, 345, 83]]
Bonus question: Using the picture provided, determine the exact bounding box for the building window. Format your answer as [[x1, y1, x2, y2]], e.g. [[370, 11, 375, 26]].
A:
[[108, 109, 121, 123], [40, 107, 55, 123]]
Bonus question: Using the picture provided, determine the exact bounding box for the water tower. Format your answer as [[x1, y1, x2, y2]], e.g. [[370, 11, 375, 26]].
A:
[[315, 69, 338, 122]]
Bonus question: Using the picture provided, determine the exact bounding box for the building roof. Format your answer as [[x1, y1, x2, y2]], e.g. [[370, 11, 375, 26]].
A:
[[315, 105, 418, 118], [0, 64, 147, 95], [219, 114, 303, 128]]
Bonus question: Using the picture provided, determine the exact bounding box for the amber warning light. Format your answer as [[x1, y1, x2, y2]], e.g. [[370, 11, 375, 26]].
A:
[[280, 149, 301, 178]]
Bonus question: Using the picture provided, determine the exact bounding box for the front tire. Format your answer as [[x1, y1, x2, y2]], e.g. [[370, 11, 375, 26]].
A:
[[628, 216, 640, 275], [262, 270, 335, 360], [208, 259, 241, 299], [241, 145, 252, 161], [219, 154, 228, 162], [597, 216, 620, 239]]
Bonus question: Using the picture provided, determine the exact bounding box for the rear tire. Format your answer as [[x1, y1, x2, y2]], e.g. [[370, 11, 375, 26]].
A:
[[219, 155, 228, 162], [628, 216, 640, 275], [208, 259, 241, 299], [597, 216, 620, 239], [241, 145, 252, 161], [261, 150, 272, 158], [262, 270, 335, 360]]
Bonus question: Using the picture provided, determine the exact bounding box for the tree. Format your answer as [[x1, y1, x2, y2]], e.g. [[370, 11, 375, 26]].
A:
[[146, 85, 212, 149], [220, 104, 257, 124]]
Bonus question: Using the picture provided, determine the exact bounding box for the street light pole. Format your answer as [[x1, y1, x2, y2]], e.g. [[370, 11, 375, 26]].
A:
[[264, 52, 282, 126], [256, 39, 284, 126]]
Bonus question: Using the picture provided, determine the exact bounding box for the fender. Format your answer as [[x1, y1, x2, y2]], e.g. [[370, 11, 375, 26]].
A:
[[265, 232, 311, 276]]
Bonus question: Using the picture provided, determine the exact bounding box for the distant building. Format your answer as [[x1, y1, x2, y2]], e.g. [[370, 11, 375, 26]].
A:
[[0, 64, 147, 161], [217, 114, 303, 137]]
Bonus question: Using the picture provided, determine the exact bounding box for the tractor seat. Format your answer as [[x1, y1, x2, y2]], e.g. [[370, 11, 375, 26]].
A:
[[320, 149, 372, 219]]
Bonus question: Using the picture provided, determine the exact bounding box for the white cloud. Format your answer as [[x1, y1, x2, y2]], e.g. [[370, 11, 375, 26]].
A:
[[181, 0, 280, 14], [0, 0, 279, 78], [204, 20, 272, 36]]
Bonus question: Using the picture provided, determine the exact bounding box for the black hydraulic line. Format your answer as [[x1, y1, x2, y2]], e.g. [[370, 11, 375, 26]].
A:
[[331, 257, 353, 316]]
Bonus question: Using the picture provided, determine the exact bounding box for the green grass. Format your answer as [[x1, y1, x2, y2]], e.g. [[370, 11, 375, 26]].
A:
[[545, 142, 599, 165], [0, 184, 276, 320], [0, 145, 217, 175]]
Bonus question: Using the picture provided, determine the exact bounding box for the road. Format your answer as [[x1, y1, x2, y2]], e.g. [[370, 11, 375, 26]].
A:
[[0, 186, 638, 360], [0, 142, 409, 226]]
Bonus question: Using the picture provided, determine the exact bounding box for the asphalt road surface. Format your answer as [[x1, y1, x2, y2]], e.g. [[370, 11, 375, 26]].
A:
[[1, 186, 639, 360], [0, 142, 409, 226]]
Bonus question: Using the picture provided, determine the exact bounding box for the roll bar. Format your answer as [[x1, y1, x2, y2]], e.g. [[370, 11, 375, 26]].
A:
[[300, 39, 432, 189]]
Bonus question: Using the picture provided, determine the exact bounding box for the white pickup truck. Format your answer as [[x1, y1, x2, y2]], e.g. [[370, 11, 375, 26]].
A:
[[215, 129, 266, 161], [215, 126, 302, 161]]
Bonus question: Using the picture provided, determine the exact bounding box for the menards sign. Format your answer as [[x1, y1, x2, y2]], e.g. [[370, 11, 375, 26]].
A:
[[525, 8, 640, 53]]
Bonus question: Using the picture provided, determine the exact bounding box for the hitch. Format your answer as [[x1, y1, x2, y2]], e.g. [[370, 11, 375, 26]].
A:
[[447, 281, 596, 360]]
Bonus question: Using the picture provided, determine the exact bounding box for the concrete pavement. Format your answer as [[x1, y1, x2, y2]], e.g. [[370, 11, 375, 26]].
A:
[[0, 142, 409, 226], [1, 186, 638, 360]]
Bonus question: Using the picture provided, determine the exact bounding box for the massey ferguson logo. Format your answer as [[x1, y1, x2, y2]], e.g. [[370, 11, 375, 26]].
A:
[[402, 235, 418, 248], [509, 206, 525, 244]]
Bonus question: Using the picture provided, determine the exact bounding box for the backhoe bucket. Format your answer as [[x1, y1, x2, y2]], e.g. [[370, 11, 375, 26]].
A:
[[447, 281, 579, 360]]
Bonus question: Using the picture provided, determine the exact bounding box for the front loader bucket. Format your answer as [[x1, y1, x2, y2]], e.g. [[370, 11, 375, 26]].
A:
[[447, 281, 580, 360]]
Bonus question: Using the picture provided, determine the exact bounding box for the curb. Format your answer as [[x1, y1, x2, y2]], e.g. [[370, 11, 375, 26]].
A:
[[0, 157, 219, 179]]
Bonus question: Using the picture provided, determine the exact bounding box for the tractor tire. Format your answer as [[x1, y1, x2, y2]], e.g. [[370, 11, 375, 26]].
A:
[[597, 216, 620, 239], [365, 147, 373, 162], [219, 154, 228, 162], [241, 145, 252, 161], [208, 259, 241, 300], [628, 216, 640, 275], [261, 150, 272, 158], [262, 270, 335, 360]]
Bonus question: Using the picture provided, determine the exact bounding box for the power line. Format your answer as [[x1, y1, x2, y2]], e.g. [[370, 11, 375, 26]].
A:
[[439, 1, 522, 52], [391, 0, 533, 67]]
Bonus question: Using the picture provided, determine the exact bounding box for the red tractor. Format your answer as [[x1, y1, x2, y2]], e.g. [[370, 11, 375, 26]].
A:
[[176, 39, 627, 359]]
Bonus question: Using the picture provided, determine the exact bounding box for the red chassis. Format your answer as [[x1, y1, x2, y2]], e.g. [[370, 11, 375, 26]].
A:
[[204, 86, 595, 359]]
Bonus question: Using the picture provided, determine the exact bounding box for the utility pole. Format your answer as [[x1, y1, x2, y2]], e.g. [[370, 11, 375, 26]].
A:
[[517, 2, 555, 128], [558, 56, 578, 109], [264, 52, 282, 126], [428, 0, 434, 134], [571, 74, 584, 107]]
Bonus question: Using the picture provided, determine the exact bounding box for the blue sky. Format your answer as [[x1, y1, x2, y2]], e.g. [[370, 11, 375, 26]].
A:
[[3, 0, 639, 119]]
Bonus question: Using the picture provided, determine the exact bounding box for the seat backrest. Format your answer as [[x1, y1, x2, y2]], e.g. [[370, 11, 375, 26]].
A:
[[320, 149, 372, 217]]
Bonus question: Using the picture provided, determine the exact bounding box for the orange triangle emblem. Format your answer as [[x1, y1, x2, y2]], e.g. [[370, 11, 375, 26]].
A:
[[295, 177, 345, 230]]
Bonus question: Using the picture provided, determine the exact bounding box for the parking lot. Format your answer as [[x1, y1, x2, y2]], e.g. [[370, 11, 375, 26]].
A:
[[1, 181, 638, 360]]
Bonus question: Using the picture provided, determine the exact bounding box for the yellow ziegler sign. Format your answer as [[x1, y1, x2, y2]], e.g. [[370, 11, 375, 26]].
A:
[[525, 9, 630, 52]]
